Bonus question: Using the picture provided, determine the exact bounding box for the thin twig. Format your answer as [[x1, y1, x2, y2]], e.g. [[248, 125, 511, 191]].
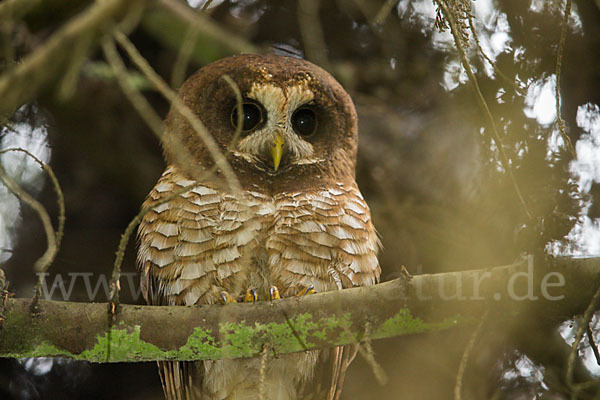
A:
[[586, 325, 600, 366], [566, 282, 600, 388], [102, 33, 223, 311], [373, 0, 398, 27], [101, 36, 201, 176], [467, 16, 527, 96], [0, 162, 56, 306], [0, 148, 65, 249], [104, 32, 225, 353], [568, 376, 600, 400], [258, 344, 269, 400], [150, 0, 257, 55], [454, 309, 489, 400], [105, 179, 219, 362], [109, 183, 200, 303], [101, 37, 163, 137], [554, 0, 576, 157], [220, 75, 243, 150], [113, 30, 242, 194], [200, 0, 215, 12], [357, 321, 388, 385], [436, 0, 532, 220], [57, 30, 94, 102], [170, 24, 199, 89], [107, 158, 216, 308], [0, 0, 141, 121], [297, 0, 330, 69]]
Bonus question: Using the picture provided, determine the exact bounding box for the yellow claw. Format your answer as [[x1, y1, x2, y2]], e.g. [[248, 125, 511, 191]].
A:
[[296, 284, 316, 297], [219, 291, 238, 304], [269, 286, 280, 301], [271, 134, 284, 171], [244, 288, 258, 303]]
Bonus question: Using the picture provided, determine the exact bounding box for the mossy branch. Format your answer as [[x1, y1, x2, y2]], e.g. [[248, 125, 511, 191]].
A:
[[0, 256, 598, 363]]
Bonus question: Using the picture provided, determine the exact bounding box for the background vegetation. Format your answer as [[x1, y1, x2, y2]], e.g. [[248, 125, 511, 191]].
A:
[[0, 0, 599, 398]]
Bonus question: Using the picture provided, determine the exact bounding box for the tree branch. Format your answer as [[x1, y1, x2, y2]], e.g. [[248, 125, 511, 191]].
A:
[[0, 0, 144, 120], [0, 256, 598, 362]]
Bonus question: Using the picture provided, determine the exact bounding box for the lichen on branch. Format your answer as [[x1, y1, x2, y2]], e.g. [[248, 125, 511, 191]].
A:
[[0, 256, 598, 363]]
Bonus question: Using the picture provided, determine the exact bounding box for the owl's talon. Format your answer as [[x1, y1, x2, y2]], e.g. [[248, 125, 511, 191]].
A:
[[244, 288, 258, 302], [269, 286, 280, 301], [296, 284, 316, 297], [219, 291, 238, 304]]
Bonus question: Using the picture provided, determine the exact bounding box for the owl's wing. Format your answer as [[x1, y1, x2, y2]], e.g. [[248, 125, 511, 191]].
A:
[[156, 360, 198, 400], [299, 344, 357, 400], [138, 166, 248, 306], [323, 187, 380, 400], [296, 186, 381, 400], [137, 167, 228, 400], [141, 265, 199, 398]]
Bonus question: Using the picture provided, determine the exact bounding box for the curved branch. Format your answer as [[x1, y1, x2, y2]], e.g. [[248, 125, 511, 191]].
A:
[[0, 164, 56, 275], [0, 256, 598, 362]]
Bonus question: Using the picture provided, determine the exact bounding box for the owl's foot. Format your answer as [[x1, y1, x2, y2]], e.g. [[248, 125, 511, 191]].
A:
[[221, 289, 260, 304], [266, 284, 315, 301], [269, 286, 280, 301], [296, 284, 316, 297], [224, 285, 314, 304], [244, 288, 258, 303], [219, 291, 238, 304]]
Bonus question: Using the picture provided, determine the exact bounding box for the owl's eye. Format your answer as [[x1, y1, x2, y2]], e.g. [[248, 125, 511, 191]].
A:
[[291, 107, 317, 137], [231, 101, 264, 132]]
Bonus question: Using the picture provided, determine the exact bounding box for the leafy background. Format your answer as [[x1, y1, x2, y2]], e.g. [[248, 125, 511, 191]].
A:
[[0, 0, 599, 398]]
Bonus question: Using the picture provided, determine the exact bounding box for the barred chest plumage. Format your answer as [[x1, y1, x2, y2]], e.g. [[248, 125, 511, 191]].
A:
[[137, 165, 380, 307], [136, 54, 381, 400]]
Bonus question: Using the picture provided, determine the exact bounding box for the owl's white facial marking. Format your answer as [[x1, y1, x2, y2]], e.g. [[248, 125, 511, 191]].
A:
[[233, 83, 323, 172]]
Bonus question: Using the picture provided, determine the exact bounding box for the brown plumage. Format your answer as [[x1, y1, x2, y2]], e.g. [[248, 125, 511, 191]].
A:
[[137, 54, 380, 400]]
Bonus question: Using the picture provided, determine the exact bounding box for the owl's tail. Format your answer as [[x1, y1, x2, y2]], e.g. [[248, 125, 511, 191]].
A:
[[158, 360, 198, 400]]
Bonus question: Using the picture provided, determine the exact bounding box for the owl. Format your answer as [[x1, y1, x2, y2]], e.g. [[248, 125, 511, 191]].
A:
[[137, 54, 381, 400]]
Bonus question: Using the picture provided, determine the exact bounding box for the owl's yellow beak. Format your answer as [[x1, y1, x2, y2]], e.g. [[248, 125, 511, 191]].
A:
[[271, 134, 284, 171]]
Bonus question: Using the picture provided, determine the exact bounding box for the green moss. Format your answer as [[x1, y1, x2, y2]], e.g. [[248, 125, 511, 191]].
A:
[[1, 307, 463, 362], [374, 309, 461, 339], [2, 341, 75, 359], [32, 341, 75, 357], [175, 326, 220, 360], [219, 320, 262, 357], [0, 309, 45, 358], [80, 325, 165, 362]]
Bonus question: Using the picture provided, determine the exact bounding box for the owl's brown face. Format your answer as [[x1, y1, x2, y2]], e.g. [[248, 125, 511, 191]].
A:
[[163, 54, 358, 193]]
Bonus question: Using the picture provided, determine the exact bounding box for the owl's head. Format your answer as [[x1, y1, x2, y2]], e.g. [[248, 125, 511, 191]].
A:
[[163, 54, 358, 192]]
